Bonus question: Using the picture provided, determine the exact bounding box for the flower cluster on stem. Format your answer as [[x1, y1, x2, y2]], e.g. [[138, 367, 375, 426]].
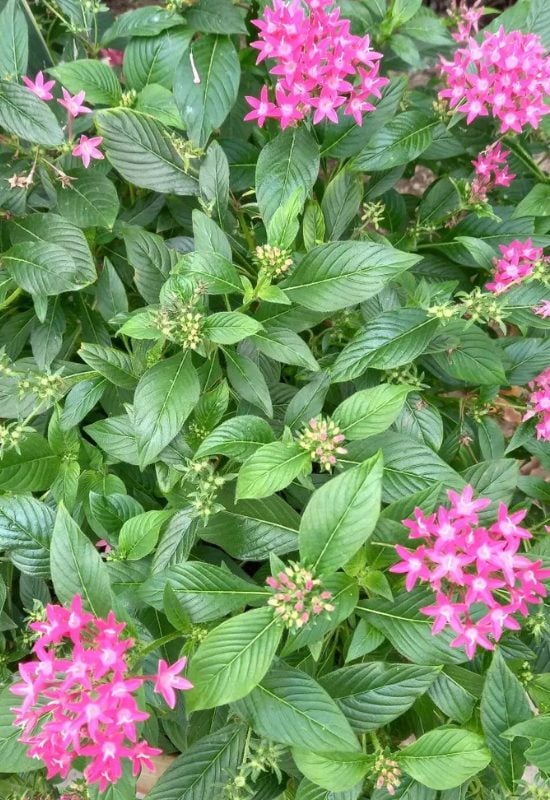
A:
[[523, 367, 550, 441], [297, 416, 347, 471], [439, 27, 550, 133], [11, 596, 192, 791], [373, 752, 402, 796], [390, 486, 550, 659], [266, 562, 334, 629], [245, 0, 387, 129], [470, 141, 515, 202], [253, 244, 293, 280], [486, 239, 549, 295], [448, 0, 485, 43]]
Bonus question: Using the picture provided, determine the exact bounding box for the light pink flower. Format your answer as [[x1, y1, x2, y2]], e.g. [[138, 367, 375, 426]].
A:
[[22, 71, 55, 101], [534, 300, 550, 318], [449, 0, 485, 43], [58, 88, 92, 118], [72, 134, 104, 168], [470, 142, 515, 202], [153, 658, 193, 709], [523, 367, 550, 441]]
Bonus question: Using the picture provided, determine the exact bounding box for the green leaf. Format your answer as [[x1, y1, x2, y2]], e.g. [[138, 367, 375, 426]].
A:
[[185, 0, 247, 33], [358, 587, 468, 665], [85, 415, 140, 465], [88, 492, 143, 535], [179, 252, 241, 295], [352, 112, 439, 171], [174, 35, 240, 147], [167, 562, 269, 622], [96, 258, 128, 321], [0, 432, 60, 492], [123, 28, 193, 90], [299, 454, 383, 575], [50, 504, 113, 617], [282, 242, 420, 312], [0, 81, 63, 146], [200, 494, 300, 560], [0, 686, 42, 773], [418, 178, 461, 226], [203, 312, 263, 344], [102, 5, 184, 42], [123, 226, 178, 304], [292, 749, 372, 793], [49, 59, 121, 105], [119, 510, 173, 560], [96, 109, 199, 195], [234, 662, 360, 751], [0, 0, 28, 79], [321, 168, 363, 240], [3, 241, 83, 296], [133, 351, 200, 467], [199, 140, 230, 226], [267, 188, 304, 250], [195, 415, 275, 461], [512, 184, 550, 218], [429, 322, 506, 385], [480, 651, 531, 790], [236, 442, 311, 500], [397, 729, 491, 790], [502, 716, 550, 773], [30, 299, 65, 369], [256, 127, 320, 225], [78, 343, 137, 389], [56, 173, 120, 229], [251, 327, 319, 371], [224, 349, 273, 417], [333, 385, 410, 440], [0, 496, 54, 577], [320, 663, 440, 733], [146, 724, 245, 800], [332, 311, 438, 382], [60, 379, 107, 429], [186, 607, 282, 711]]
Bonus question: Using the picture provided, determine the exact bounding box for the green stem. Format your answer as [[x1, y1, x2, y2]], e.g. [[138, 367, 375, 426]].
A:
[[503, 137, 549, 183], [0, 288, 22, 311], [140, 630, 185, 657]]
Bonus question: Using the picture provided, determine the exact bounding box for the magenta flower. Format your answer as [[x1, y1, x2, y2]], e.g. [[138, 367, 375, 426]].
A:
[[245, 0, 387, 129], [449, 0, 485, 44], [22, 71, 55, 101], [470, 142, 515, 202], [392, 486, 550, 659], [534, 300, 550, 319], [58, 88, 92, 118], [153, 658, 193, 709], [100, 48, 124, 67], [72, 134, 104, 168], [439, 27, 550, 134], [486, 238, 548, 295], [524, 367, 550, 441]]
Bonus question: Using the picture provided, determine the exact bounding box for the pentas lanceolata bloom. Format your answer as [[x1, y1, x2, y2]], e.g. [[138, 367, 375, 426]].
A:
[[10, 596, 192, 791], [439, 27, 550, 133], [100, 48, 125, 67], [448, 0, 485, 43], [72, 135, 105, 168], [534, 300, 550, 319], [390, 486, 550, 659], [486, 239, 548, 294], [245, 0, 387, 129], [470, 141, 515, 202], [297, 416, 347, 471], [266, 563, 334, 629], [524, 367, 550, 441], [22, 71, 55, 101]]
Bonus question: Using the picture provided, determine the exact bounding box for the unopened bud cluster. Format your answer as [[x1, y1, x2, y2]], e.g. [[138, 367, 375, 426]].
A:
[[0, 422, 27, 457], [266, 562, 334, 629], [253, 244, 293, 280], [360, 200, 385, 229], [17, 371, 65, 402], [457, 287, 506, 328], [373, 752, 402, 796], [168, 135, 203, 172], [154, 295, 205, 350], [384, 365, 427, 391], [297, 416, 347, 472], [183, 459, 225, 522]]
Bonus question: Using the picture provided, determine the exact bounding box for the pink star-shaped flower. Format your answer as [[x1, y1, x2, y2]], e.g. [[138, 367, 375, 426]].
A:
[[72, 135, 104, 168], [153, 657, 193, 708], [58, 88, 92, 118], [22, 71, 56, 101]]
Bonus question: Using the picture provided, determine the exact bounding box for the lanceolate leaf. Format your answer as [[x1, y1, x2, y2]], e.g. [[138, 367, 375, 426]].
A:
[[0, 81, 62, 146], [186, 607, 283, 711], [0, 687, 42, 773], [236, 441, 312, 500], [397, 729, 491, 790]]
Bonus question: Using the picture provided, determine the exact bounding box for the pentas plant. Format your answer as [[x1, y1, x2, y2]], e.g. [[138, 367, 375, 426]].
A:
[[0, 0, 549, 798]]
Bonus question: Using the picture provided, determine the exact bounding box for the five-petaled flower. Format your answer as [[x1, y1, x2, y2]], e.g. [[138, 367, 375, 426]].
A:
[[58, 88, 93, 118], [72, 135, 104, 168], [22, 71, 56, 101], [154, 658, 193, 709]]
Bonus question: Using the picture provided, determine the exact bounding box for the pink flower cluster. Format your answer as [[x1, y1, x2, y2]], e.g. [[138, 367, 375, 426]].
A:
[[100, 48, 124, 68], [439, 27, 550, 133], [534, 300, 550, 319], [11, 596, 192, 792], [486, 238, 548, 294], [524, 367, 550, 441], [21, 72, 104, 168], [245, 0, 387, 129], [390, 486, 550, 659], [470, 141, 515, 202], [448, 0, 485, 44]]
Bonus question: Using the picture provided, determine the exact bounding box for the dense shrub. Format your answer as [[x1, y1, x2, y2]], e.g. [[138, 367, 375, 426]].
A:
[[0, 0, 549, 798]]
